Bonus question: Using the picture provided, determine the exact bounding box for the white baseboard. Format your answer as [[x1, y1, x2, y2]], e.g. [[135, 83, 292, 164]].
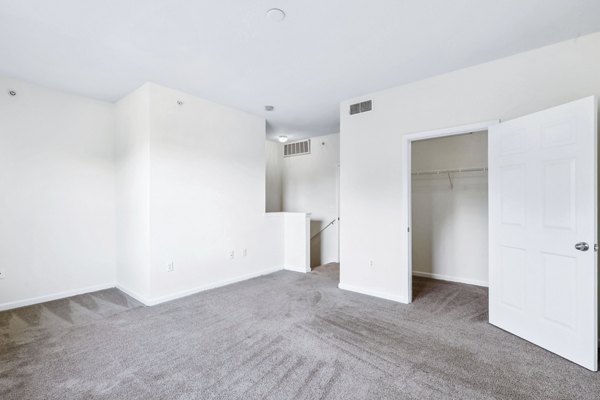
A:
[[338, 282, 407, 304], [115, 284, 151, 306], [284, 265, 310, 273], [412, 270, 488, 287], [1, 267, 286, 311], [0, 282, 117, 312], [137, 266, 285, 306]]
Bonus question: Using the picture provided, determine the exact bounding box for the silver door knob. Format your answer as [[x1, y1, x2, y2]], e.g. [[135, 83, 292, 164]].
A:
[[575, 242, 589, 251]]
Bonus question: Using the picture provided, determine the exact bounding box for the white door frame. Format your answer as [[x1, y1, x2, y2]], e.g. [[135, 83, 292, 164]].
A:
[[401, 120, 500, 303], [336, 163, 341, 263]]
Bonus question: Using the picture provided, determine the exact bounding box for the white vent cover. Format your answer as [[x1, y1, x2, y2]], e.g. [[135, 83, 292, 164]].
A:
[[284, 139, 311, 157]]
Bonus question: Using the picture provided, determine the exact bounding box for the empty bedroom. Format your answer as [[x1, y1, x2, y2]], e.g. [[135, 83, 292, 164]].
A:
[[2, 1, 600, 399]]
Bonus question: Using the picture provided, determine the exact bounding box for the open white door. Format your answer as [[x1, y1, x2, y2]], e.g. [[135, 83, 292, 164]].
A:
[[489, 96, 598, 371]]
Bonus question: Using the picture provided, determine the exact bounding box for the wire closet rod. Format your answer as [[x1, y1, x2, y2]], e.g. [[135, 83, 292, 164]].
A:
[[411, 167, 488, 176]]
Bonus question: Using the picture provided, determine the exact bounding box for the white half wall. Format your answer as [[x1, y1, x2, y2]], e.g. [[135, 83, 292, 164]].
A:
[[0, 76, 117, 309], [411, 132, 488, 287], [339, 32, 600, 303], [283, 213, 311, 273]]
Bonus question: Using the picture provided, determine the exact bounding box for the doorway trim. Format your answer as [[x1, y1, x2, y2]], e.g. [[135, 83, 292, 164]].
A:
[[401, 120, 500, 304]]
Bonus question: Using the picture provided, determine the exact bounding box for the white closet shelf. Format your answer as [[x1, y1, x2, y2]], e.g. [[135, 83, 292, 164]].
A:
[[411, 167, 488, 176]]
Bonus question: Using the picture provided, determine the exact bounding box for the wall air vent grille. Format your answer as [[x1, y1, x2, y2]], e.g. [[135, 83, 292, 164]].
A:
[[284, 139, 311, 157], [349, 100, 373, 115]]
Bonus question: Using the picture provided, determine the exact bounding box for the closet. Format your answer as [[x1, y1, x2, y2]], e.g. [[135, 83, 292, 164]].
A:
[[411, 131, 488, 287]]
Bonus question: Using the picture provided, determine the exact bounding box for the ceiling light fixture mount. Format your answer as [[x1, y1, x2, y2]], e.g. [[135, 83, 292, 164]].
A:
[[278, 135, 288, 143], [264, 105, 274, 111], [266, 8, 286, 22]]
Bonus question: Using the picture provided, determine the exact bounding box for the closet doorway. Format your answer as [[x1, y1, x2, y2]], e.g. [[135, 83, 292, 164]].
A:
[[402, 121, 499, 303], [411, 130, 489, 293]]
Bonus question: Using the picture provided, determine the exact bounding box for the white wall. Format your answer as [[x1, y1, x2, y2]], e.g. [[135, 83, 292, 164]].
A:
[[282, 133, 340, 266], [115, 83, 151, 299], [0, 76, 117, 309], [148, 83, 284, 301], [339, 32, 600, 303], [0, 77, 302, 310], [115, 83, 286, 304], [411, 132, 488, 286], [265, 140, 282, 212]]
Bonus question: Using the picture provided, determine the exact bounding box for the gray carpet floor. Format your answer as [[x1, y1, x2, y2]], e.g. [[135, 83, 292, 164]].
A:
[[1, 263, 599, 399]]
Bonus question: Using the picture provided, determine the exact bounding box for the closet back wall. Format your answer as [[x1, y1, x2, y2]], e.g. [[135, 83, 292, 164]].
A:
[[411, 132, 488, 286]]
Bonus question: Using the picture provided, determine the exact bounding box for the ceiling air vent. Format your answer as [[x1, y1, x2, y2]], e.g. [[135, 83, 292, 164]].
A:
[[349, 100, 373, 115], [284, 139, 311, 157]]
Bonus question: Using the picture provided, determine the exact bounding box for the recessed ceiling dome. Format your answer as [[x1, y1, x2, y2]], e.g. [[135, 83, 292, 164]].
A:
[[266, 8, 286, 22]]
